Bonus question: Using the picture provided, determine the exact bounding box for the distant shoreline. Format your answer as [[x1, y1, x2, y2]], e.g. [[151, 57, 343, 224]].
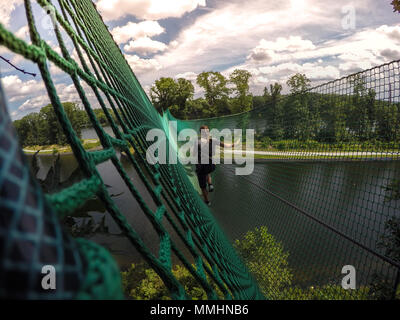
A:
[[23, 139, 101, 155]]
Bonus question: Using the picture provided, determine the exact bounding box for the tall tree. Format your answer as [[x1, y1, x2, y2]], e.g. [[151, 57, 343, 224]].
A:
[[229, 69, 253, 114], [150, 77, 194, 115], [263, 83, 283, 139], [284, 74, 313, 140], [175, 78, 194, 110], [196, 71, 231, 115], [150, 77, 178, 114], [264, 83, 282, 105], [347, 75, 376, 141], [14, 102, 83, 146], [287, 73, 311, 94]]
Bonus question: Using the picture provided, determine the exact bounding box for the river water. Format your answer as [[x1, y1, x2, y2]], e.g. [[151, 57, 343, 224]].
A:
[[26, 127, 400, 288]]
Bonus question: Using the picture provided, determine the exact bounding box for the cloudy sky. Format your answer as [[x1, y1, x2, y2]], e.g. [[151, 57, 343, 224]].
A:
[[0, 0, 399, 119]]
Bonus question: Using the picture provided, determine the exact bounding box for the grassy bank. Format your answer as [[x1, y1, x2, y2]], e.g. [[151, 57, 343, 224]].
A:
[[23, 139, 101, 155]]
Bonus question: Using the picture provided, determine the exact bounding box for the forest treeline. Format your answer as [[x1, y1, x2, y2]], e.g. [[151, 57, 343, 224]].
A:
[[13, 69, 400, 148], [150, 70, 400, 145], [13, 102, 114, 147]]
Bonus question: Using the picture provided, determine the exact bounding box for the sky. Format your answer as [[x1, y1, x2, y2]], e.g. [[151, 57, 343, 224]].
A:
[[0, 0, 399, 120]]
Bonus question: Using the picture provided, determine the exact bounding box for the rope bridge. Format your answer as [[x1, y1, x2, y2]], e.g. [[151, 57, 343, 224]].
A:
[[0, 0, 399, 300], [169, 61, 400, 299], [0, 0, 263, 299]]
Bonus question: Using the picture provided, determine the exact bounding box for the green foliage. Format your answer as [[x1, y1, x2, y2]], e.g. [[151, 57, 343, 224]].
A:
[[150, 77, 194, 114], [14, 102, 82, 146], [287, 73, 311, 94], [151, 69, 254, 119], [121, 263, 224, 300], [234, 226, 372, 300], [196, 71, 231, 114], [383, 180, 400, 201], [176, 78, 195, 109], [120, 226, 398, 300], [252, 95, 265, 109], [378, 217, 400, 262], [152, 69, 400, 147], [229, 69, 253, 114], [82, 140, 101, 150], [13, 103, 116, 147], [369, 273, 400, 300], [180, 98, 212, 119], [253, 139, 395, 152], [234, 226, 292, 298], [392, 0, 400, 13]]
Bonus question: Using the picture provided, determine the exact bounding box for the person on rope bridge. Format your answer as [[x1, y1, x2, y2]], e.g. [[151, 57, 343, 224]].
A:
[[196, 125, 235, 206]]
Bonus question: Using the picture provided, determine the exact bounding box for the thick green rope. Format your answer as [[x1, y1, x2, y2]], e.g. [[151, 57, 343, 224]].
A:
[[0, 0, 264, 300]]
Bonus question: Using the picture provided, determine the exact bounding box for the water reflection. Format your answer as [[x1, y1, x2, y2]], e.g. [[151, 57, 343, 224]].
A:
[[26, 147, 400, 286]]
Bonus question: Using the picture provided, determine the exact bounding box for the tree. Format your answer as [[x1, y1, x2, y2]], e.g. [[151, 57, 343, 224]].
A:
[[392, 0, 400, 12], [150, 77, 194, 116], [234, 225, 371, 299], [319, 95, 349, 143], [14, 102, 83, 146], [184, 98, 212, 119], [287, 73, 311, 94], [284, 74, 313, 140], [264, 83, 282, 105], [347, 75, 376, 141], [196, 71, 231, 115], [263, 83, 283, 139], [38, 102, 82, 145], [229, 69, 253, 114], [150, 77, 178, 114], [175, 78, 194, 110], [234, 226, 292, 298]]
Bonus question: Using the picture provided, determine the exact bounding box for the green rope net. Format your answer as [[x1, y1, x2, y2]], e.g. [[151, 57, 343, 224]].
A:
[[168, 62, 400, 299], [0, 0, 399, 300], [0, 0, 263, 300]]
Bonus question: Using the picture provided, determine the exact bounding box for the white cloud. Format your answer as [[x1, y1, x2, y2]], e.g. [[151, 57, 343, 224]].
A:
[[134, 0, 399, 89], [125, 54, 162, 74], [258, 62, 339, 80], [137, 0, 334, 85], [4, 0, 399, 107], [175, 71, 197, 81], [380, 48, 400, 61], [2, 75, 44, 103], [97, 0, 206, 21], [5, 74, 98, 119], [15, 25, 29, 40], [17, 94, 49, 112], [0, 0, 22, 27], [111, 21, 165, 45], [261, 36, 314, 53], [247, 36, 315, 63], [124, 37, 167, 55]]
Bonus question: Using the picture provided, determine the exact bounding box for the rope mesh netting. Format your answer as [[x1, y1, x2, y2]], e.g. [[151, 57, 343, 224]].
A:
[[0, 0, 263, 300], [169, 61, 400, 299], [0, 0, 399, 300]]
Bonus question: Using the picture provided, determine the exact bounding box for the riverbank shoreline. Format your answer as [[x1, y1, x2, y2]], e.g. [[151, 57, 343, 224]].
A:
[[23, 139, 101, 155]]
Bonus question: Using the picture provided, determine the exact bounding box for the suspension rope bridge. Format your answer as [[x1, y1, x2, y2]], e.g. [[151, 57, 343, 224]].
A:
[[0, 0, 399, 300]]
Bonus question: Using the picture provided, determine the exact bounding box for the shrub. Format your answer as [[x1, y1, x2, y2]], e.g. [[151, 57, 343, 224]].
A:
[[234, 226, 371, 300], [121, 263, 224, 300], [234, 226, 292, 298]]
